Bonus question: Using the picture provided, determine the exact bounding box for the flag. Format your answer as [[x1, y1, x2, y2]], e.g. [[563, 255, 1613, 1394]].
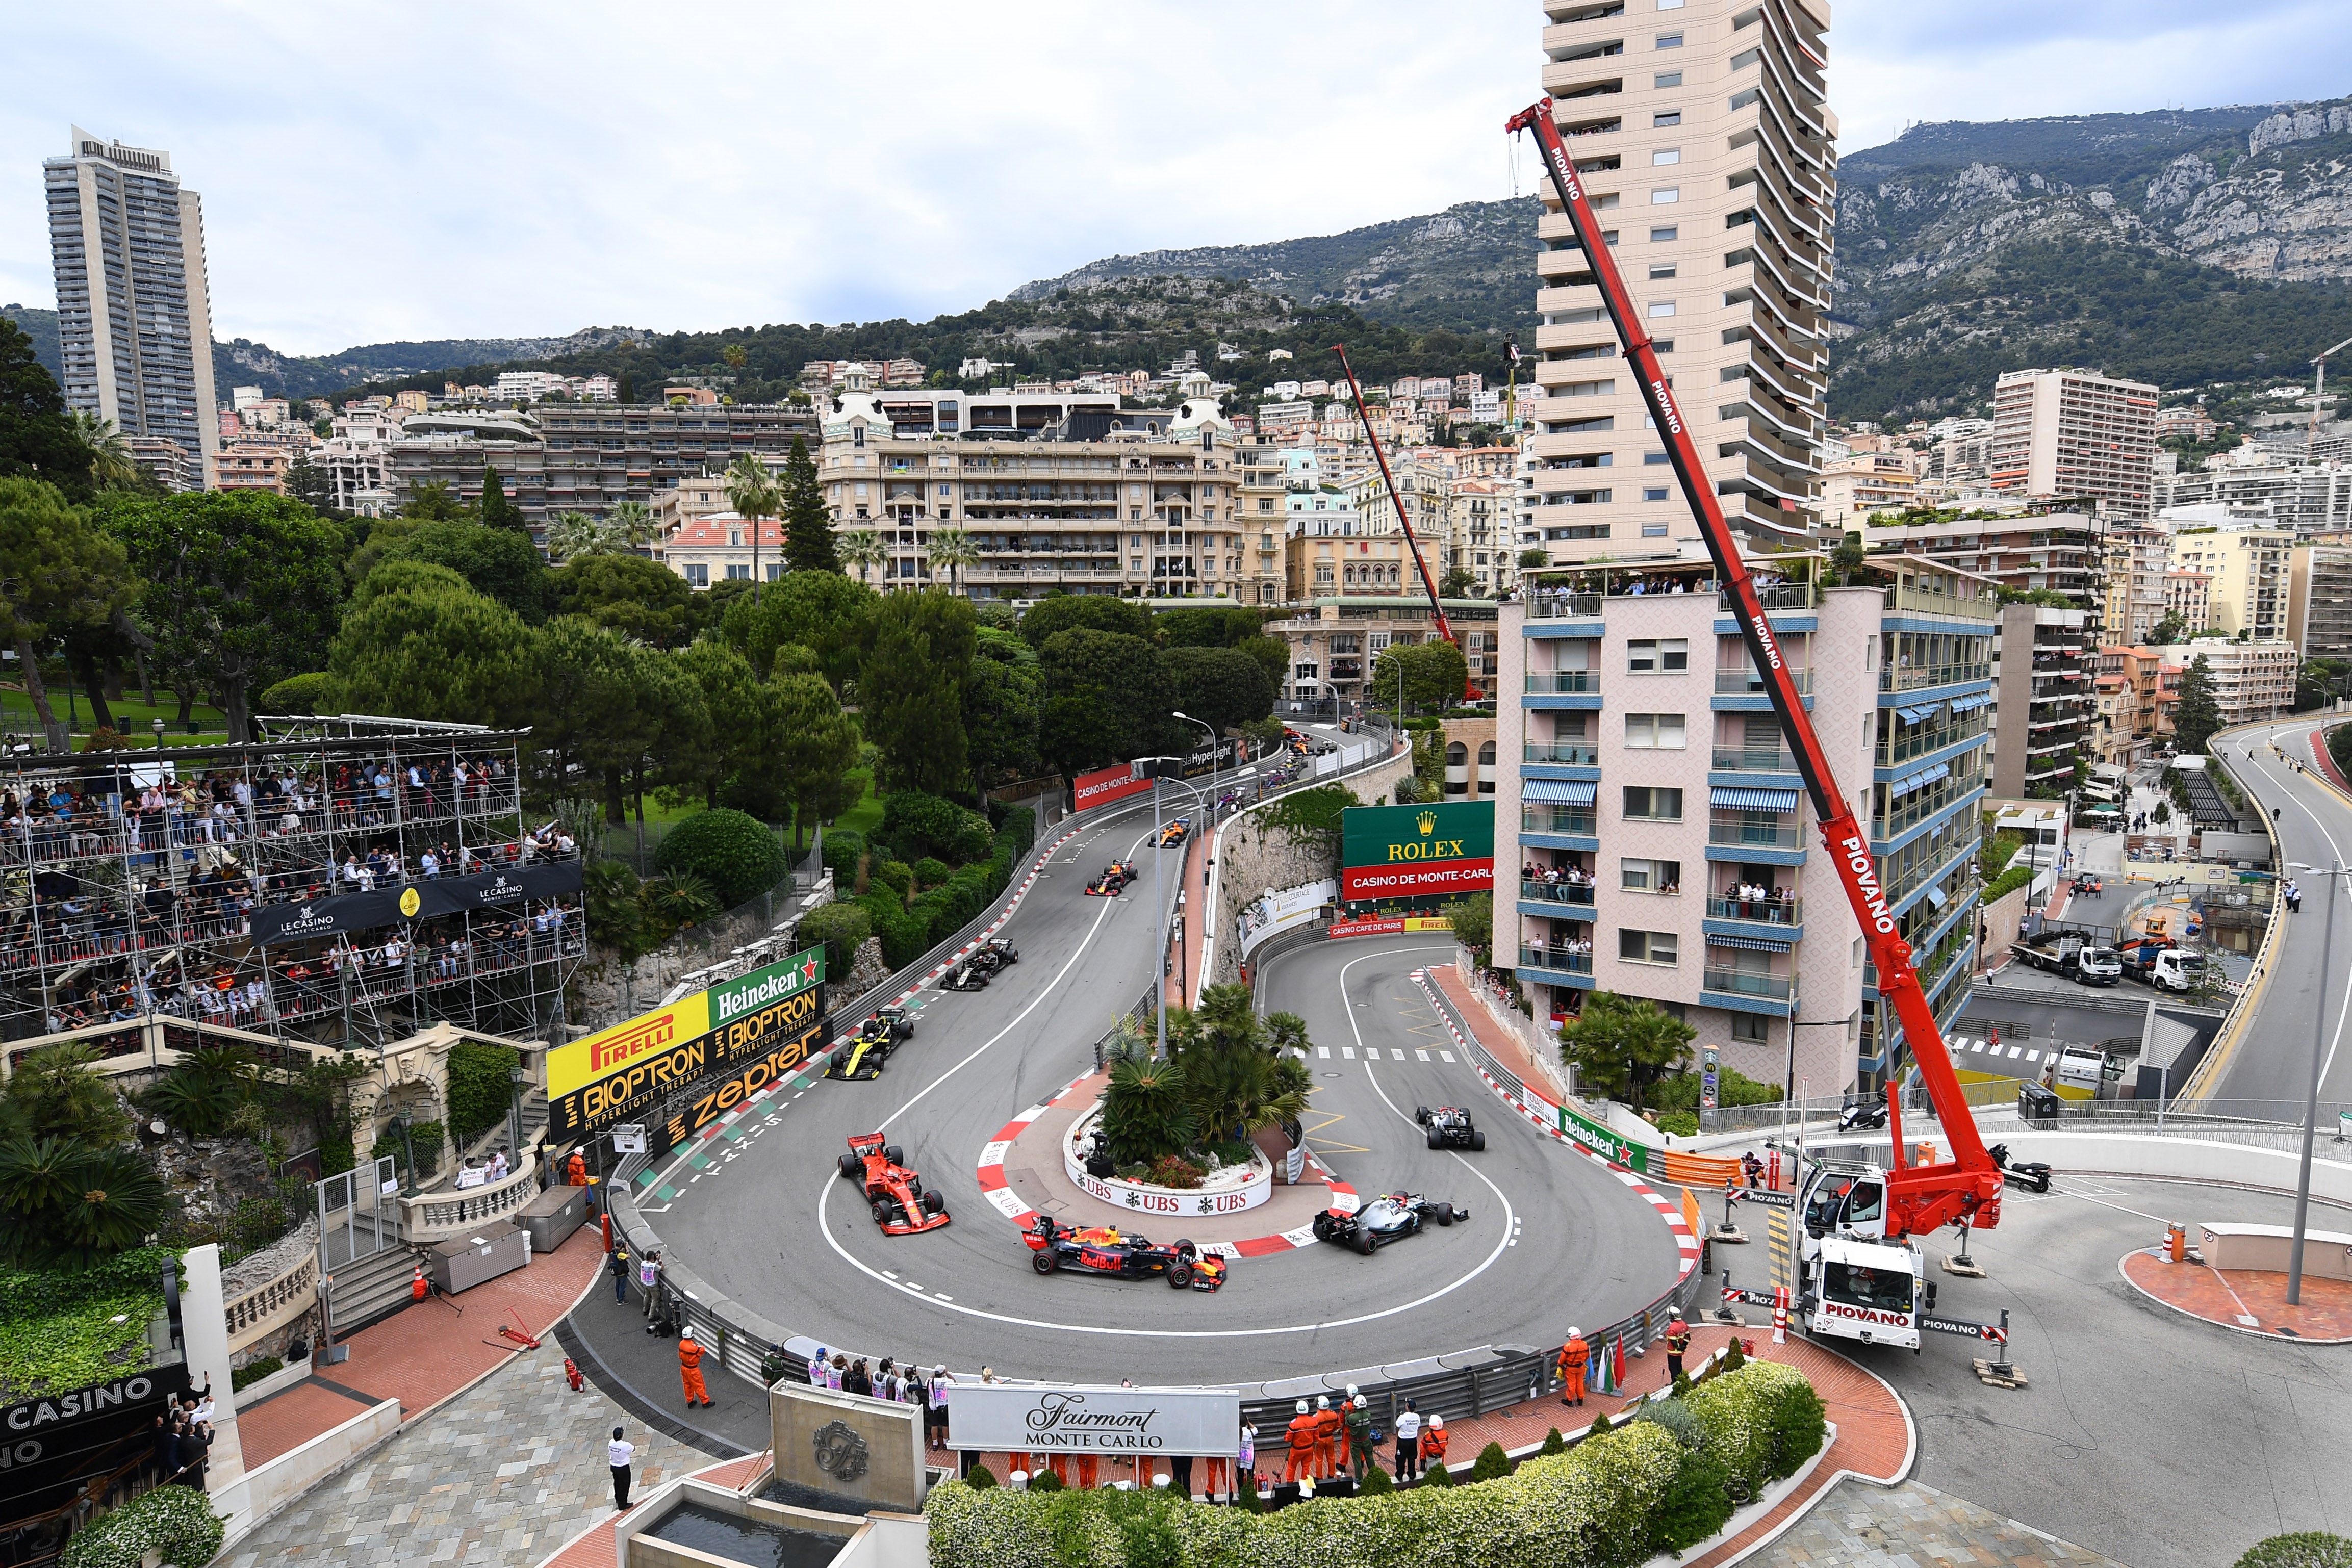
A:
[[1612, 1335, 1628, 1392], [1587, 1338, 1618, 1396], [1506, 342, 1521, 363]]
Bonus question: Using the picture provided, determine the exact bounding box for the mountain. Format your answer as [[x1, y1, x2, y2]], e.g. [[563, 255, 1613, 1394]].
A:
[[2, 304, 61, 381], [1011, 198, 1543, 343], [212, 325, 654, 402], [1831, 97, 2352, 419]]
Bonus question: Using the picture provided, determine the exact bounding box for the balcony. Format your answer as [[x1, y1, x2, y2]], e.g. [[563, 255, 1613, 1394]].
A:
[[1519, 946, 1595, 975], [1709, 817, 1801, 849], [1718, 582, 1816, 613], [1702, 967, 1793, 1000], [1880, 662, 1991, 692], [1521, 880, 1598, 906], [1527, 592, 1605, 619], [1525, 742, 1600, 765], [1712, 747, 1794, 773], [1715, 670, 1813, 696], [1705, 895, 1800, 925], [1881, 580, 1997, 621], [1523, 807, 1599, 836], [1526, 672, 1601, 693]]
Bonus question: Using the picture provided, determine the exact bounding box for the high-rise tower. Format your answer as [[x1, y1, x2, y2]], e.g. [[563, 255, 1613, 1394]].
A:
[[45, 126, 219, 474]]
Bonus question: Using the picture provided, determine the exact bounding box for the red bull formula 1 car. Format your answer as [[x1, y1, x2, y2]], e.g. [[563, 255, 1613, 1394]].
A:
[[837, 1133, 949, 1235], [1085, 861, 1136, 896], [1023, 1215, 1226, 1290]]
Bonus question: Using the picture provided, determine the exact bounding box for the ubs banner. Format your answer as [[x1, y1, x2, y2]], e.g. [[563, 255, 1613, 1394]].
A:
[[546, 945, 828, 1143], [1338, 801, 1494, 900], [945, 1383, 1241, 1457]]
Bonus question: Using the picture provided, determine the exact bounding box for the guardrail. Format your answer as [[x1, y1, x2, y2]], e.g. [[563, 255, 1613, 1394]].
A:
[[2182, 723, 2292, 1099], [225, 1250, 320, 1353], [399, 1150, 542, 1244]]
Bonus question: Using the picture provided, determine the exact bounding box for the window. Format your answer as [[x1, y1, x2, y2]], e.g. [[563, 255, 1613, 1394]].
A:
[[1648, 301, 1677, 317], [1642, 522, 1669, 537], [1619, 929, 1679, 964], [1623, 785, 1684, 820], [1653, 148, 1681, 165], [1649, 263, 1678, 279], [766, 562, 783, 581], [1622, 858, 1681, 892], [1653, 112, 1682, 127], [1656, 32, 1683, 47], [1655, 70, 1682, 87], [1643, 486, 1671, 502], [1652, 340, 1675, 353], [1625, 713, 1686, 748], [1731, 1013, 1770, 1045], [725, 563, 751, 581], [1645, 451, 1672, 465], [1658, 0, 1684, 8], [1651, 187, 1681, 204], [1627, 638, 1689, 673], [1651, 225, 1679, 241], [684, 563, 709, 587]]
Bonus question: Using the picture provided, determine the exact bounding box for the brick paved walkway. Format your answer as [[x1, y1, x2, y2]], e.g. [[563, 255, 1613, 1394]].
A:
[[239, 1226, 607, 1468], [2121, 1246, 2352, 1342], [1751, 1479, 2124, 1568]]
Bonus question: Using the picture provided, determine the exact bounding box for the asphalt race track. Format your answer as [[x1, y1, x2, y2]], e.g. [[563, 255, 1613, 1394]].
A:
[[648, 799, 1681, 1384]]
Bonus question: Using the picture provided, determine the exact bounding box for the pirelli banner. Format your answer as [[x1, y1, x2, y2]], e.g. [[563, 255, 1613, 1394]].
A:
[[546, 945, 828, 1142], [1338, 801, 1495, 901]]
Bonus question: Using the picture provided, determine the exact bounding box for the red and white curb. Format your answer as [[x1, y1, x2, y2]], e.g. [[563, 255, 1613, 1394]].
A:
[[1411, 971, 1700, 1284], [976, 1071, 1359, 1259]]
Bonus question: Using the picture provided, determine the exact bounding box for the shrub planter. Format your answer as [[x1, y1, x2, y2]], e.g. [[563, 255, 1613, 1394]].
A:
[[1063, 1109, 1273, 1217]]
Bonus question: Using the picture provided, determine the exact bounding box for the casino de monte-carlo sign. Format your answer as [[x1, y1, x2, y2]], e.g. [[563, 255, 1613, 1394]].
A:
[[1338, 801, 1495, 900]]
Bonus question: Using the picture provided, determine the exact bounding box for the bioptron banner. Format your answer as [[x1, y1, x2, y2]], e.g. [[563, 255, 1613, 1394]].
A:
[[1338, 801, 1494, 901], [546, 944, 827, 1144]]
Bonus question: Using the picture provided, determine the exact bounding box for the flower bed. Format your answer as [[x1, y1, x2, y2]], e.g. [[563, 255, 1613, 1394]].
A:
[[927, 1359, 1827, 1568], [1063, 1109, 1272, 1217]]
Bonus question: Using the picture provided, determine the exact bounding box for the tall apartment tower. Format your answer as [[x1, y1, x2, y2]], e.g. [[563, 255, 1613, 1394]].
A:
[[1530, 0, 1836, 562], [1987, 368, 2157, 522], [44, 127, 219, 475]]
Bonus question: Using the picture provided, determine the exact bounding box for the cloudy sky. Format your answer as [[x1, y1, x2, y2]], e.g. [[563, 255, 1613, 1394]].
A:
[[2, 1, 2343, 355]]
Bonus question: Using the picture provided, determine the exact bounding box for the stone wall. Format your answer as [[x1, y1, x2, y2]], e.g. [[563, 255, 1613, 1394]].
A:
[[1212, 746, 1413, 987], [567, 872, 835, 1034]]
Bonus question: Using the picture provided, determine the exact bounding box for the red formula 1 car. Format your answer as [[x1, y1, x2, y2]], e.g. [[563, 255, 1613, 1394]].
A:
[[1023, 1214, 1226, 1290], [1085, 861, 1136, 896], [836, 1133, 950, 1236]]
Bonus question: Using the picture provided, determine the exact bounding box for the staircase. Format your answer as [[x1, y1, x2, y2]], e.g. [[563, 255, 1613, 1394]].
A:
[[321, 1236, 424, 1338]]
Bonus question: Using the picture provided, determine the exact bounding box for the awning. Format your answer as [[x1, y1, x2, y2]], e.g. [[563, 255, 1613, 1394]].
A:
[[1525, 779, 1597, 805], [1888, 761, 1952, 799], [1948, 692, 1991, 714], [1924, 884, 1947, 908], [1896, 702, 1945, 724], [1708, 934, 1793, 953], [1710, 786, 1800, 811]]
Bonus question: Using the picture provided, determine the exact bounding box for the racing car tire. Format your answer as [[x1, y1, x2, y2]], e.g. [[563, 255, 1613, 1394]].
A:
[[1351, 1228, 1375, 1256], [838, 1153, 860, 1181], [1434, 1203, 1454, 1226], [884, 1145, 903, 1168], [922, 1190, 945, 1215], [1174, 1239, 1196, 1258], [1427, 1130, 1444, 1149], [1032, 1249, 1059, 1274], [1415, 1106, 1431, 1125], [1166, 1260, 1194, 1288], [871, 1200, 893, 1227], [1470, 1130, 1486, 1152]]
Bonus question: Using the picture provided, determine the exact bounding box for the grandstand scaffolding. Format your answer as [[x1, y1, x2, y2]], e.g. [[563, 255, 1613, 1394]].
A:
[[0, 716, 583, 1056]]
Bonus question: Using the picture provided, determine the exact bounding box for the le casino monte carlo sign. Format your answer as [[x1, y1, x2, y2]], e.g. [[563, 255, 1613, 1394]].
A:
[[1338, 801, 1494, 901]]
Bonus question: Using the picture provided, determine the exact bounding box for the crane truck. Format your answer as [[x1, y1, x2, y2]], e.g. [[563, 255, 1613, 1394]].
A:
[[1509, 104, 2016, 1358]]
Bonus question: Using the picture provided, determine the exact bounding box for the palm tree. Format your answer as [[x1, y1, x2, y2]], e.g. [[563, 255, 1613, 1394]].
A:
[[724, 453, 780, 604], [840, 529, 888, 587], [927, 526, 978, 596], [546, 510, 602, 562], [606, 500, 657, 554], [68, 410, 141, 491]]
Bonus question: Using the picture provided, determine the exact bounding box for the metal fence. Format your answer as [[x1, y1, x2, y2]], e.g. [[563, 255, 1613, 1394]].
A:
[[315, 1155, 399, 1270]]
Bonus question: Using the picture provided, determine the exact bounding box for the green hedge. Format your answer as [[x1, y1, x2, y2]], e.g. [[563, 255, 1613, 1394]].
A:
[[2238, 1534, 2352, 1568], [654, 807, 790, 908], [446, 1042, 519, 1147], [859, 805, 1038, 969], [61, 1481, 225, 1568], [927, 1361, 1826, 1568], [1983, 864, 2035, 902]]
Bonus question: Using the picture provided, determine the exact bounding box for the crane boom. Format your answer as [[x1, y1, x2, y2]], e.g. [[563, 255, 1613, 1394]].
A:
[[1332, 344, 1469, 692], [1507, 101, 2002, 1240]]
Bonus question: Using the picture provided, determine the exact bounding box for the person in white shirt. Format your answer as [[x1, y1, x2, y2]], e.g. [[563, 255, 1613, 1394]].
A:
[[608, 1426, 635, 1509]]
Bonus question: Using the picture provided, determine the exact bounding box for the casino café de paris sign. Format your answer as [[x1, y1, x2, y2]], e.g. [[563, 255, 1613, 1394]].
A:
[[945, 1384, 1240, 1456]]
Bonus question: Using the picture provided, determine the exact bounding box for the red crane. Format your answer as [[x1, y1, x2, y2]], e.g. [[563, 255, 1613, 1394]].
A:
[[1332, 344, 1478, 699], [1507, 102, 2003, 1248]]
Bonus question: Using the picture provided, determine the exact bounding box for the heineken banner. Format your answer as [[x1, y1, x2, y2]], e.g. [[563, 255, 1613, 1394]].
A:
[[1338, 801, 1495, 900], [546, 944, 828, 1141], [252, 861, 584, 945]]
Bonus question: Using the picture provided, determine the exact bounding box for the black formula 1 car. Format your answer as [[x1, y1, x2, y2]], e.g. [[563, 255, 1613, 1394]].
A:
[[1415, 1104, 1487, 1152], [1085, 862, 1136, 896], [1023, 1215, 1227, 1290], [837, 1133, 949, 1235], [1310, 1192, 1468, 1254], [828, 1007, 913, 1079], [942, 937, 1018, 990]]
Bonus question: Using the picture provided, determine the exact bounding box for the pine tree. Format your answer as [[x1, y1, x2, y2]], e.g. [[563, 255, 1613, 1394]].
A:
[[2173, 653, 2222, 755], [478, 464, 527, 533], [779, 435, 839, 574]]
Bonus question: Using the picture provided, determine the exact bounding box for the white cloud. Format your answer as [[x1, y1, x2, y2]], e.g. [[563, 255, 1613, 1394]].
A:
[[2, 2, 2344, 352]]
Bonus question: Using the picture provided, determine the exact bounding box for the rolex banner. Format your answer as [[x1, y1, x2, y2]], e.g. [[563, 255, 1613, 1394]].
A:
[[546, 944, 827, 1141], [1338, 801, 1494, 900]]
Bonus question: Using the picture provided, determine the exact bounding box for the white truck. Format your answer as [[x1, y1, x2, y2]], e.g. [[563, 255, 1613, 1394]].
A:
[[2009, 933, 2123, 986]]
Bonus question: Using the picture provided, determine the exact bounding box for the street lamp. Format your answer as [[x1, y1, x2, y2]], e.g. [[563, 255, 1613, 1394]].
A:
[[2283, 859, 2343, 1306], [1172, 711, 1216, 821], [151, 717, 165, 752]]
